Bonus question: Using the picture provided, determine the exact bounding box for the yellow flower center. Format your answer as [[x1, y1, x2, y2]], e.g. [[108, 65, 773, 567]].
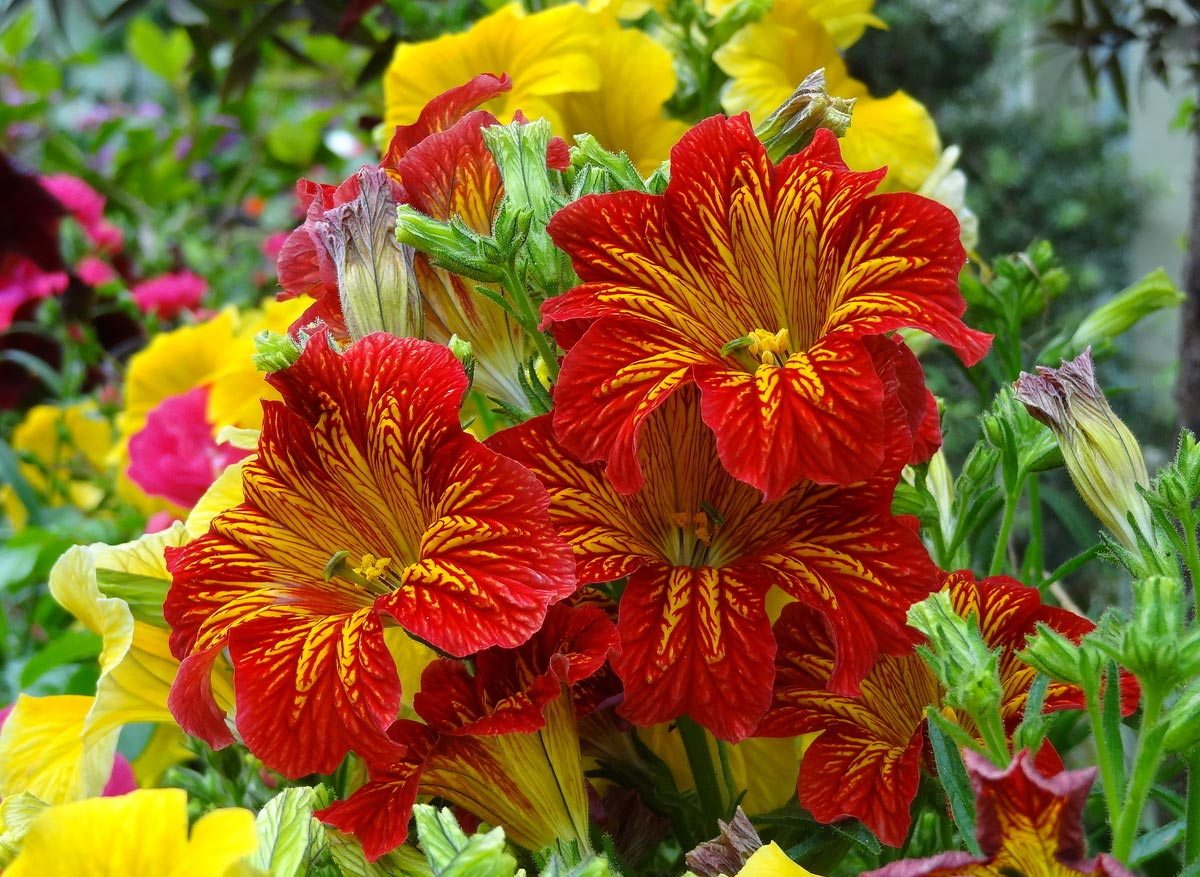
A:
[[723, 327, 792, 371], [669, 505, 725, 568], [353, 553, 393, 583]]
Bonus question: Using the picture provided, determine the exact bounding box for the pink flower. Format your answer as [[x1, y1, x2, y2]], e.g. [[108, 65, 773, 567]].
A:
[[260, 231, 288, 261], [76, 256, 116, 287], [39, 174, 123, 254], [144, 511, 179, 533], [129, 271, 207, 320], [126, 385, 250, 509], [0, 254, 67, 330]]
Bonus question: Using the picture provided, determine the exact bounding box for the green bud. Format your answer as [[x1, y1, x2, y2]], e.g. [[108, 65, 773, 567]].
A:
[[447, 334, 476, 386], [754, 68, 856, 163], [1014, 349, 1155, 551], [1072, 268, 1184, 352], [252, 329, 301, 372], [395, 205, 504, 283], [570, 133, 646, 193], [908, 592, 1004, 718], [1019, 624, 1085, 686]]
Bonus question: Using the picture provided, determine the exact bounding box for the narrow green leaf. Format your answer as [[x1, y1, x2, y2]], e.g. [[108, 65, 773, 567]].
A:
[[926, 711, 982, 856]]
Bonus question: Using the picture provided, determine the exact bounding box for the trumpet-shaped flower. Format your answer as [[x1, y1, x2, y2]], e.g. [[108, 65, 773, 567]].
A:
[[544, 115, 988, 499], [164, 332, 576, 778], [318, 603, 617, 859], [489, 389, 939, 741], [715, 0, 939, 192], [4, 789, 257, 877], [758, 572, 1137, 846], [865, 750, 1135, 877]]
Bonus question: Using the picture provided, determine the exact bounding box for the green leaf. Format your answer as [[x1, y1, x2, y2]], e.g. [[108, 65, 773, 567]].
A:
[[126, 18, 193, 83], [1130, 817, 1183, 865], [0, 544, 39, 590], [249, 786, 330, 876], [327, 831, 431, 877], [413, 805, 517, 877], [265, 109, 331, 167], [1, 8, 37, 57], [19, 629, 102, 688], [926, 712, 982, 856]]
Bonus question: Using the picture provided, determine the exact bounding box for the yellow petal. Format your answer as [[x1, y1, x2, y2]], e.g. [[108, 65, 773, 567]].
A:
[[737, 842, 823, 877], [130, 724, 194, 788], [798, 0, 886, 49], [0, 793, 48, 868], [185, 457, 249, 538], [384, 3, 602, 135], [553, 24, 689, 174], [0, 695, 118, 804], [838, 90, 941, 192], [5, 789, 257, 877]]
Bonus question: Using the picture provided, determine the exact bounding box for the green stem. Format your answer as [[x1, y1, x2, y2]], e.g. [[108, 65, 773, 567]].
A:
[[1112, 687, 1166, 862], [988, 480, 1023, 576], [678, 715, 725, 830], [1186, 750, 1200, 867], [1181, 507, 1200, 619], [1084, 675, 1124, 832], [977, 708, 1011, 767], [1023, 474, 1044, 582], [501, 266, 560, 380]]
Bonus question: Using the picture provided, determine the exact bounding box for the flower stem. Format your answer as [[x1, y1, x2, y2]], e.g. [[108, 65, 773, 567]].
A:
[[501, 265, 560, 380], [977, 708, 1011, 767], [1112, 687, 1166, 862], [678, 715, 725, 831], [988, 482, 1022, 577], [1186, 750, 1200, 867], [1083, 675, 1124, 833]]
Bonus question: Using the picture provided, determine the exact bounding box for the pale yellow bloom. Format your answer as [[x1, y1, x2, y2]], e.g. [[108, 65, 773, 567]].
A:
[[0, 695, 118, 804], [5, 788, 257, 877], [2, 401, 113, 529], [733, 842, 823, 877], [715, 0, 940, 191]]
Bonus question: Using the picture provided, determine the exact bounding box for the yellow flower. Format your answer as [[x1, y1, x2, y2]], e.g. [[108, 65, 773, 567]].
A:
[[0, 695, 119, 805], [715, 0, 940, 191], [2, 401, 113, 529], [384, 3, 601, 134], [383, 3, 684, 175], [5, 788, 257, 877], [732, 842, 823, 877]]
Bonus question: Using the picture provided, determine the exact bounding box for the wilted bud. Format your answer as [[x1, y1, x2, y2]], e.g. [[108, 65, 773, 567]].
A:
[[755, 68, 856, 163], [314, 166, 422, 342], [252, 330, 301, 372], [394, 205, 504, 282], [1019, 624, 1085, 686], [1072, 268, 1184, 352], [483, 119, 575, 296], [909, 592, 1003, 719], [1014, 349, 1154, 551], [685, 808, 762, 877]]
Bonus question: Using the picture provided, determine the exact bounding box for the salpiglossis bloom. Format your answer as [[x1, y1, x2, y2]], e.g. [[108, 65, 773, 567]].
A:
[[164, 332, 576, 778], [544, 115, 990, 500], [318, 603, 617, 860], [865, 750, 1135, 877], [758, 572, 1138, 846], [488, 388, 939, 741]]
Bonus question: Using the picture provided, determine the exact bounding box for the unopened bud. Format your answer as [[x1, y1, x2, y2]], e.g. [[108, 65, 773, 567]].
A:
[[1019, 624, 1085, 687], [1165, 678, 1200, 752], [1014, 349, 1154, 551], [252, 330, 301, 372], [755, 68, 855, 163], [1072, 268, 1183, 352], [909, 592, 1003, 718], [315, 166, 422, 342], [395, 204, 503, 283]]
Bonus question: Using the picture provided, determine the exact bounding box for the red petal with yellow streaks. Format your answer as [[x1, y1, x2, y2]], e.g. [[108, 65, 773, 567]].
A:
[[383, 73, 512, 166], [544, 114, 988, 497], [317, 721, 435, 860], [614, 562, 774, 741], [760, 603, 936, 845], [165, 332, 575, 775], [864, 335, 941, 465], [694, 333, 887, 498]]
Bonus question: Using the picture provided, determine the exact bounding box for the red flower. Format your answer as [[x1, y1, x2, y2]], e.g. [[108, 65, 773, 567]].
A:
[[163, 331, 576, 777], [318, 603, 618, 859], [543, 114, 990, 500], [488, 388, 938, 742], [758, 572, 1138, 846], [865, 750, 1135, 877]]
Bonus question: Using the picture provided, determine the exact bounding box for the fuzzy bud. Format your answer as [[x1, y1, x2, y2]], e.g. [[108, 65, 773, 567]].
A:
[[755, 68, 855, 163]]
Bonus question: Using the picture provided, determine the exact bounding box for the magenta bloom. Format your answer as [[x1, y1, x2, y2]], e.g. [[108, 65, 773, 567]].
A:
[[129, 271, 207, 320], [39, 174, 123, 254], [127, 386, 249, 508], [0, 254, 67, 330], [76, 256, 116, 287]]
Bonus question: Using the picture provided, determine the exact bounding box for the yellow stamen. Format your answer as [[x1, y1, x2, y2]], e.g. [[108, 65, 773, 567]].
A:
[[744, 327, 791, 366], [352, 553, 393, 583]]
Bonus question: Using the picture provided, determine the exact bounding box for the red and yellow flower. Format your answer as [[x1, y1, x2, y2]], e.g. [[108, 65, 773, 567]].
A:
[[865, 750, 1135, 877], [757, 572, 1137, 846], [543, 114, 990, 500], [488, 388, 938, 742], [318, 602, 618, 860], [163, 331, 576, 778]]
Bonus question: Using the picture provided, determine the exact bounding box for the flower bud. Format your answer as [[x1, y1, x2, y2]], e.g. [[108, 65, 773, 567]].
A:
[[1014, 349, 1154, 551], [394, 204, 504, 283], [1072, 268, 1183, 352], [314, 166, 422, 342], [908, 592, 1003, 719], [755, 68, 855, 163], [1164, 678, 1200, 752], [252, 330, 302, 373], [1019, 624, 1085, 686]]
